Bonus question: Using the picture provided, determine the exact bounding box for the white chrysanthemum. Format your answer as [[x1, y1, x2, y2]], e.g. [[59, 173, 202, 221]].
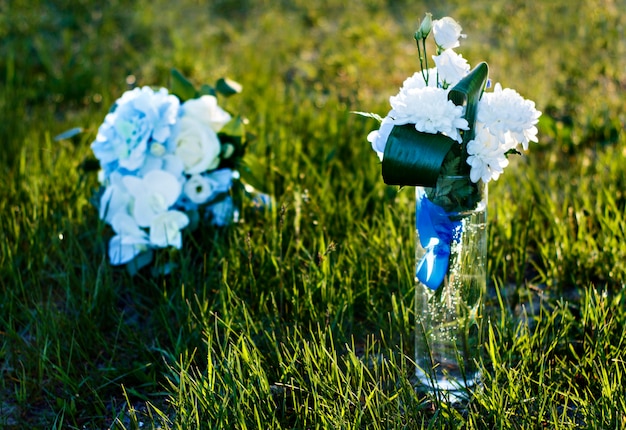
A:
[[477, 83, 541, 150], [389, 87, 468, 142], [432, 49, 470, 87], [466, 124, 510, 183], [399, 69, 438, 91], [367, 117, 394, 160]]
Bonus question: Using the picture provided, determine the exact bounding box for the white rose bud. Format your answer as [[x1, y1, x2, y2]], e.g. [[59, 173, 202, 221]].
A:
[[415, 13, 433, 40], [183, 174, 215, 204]]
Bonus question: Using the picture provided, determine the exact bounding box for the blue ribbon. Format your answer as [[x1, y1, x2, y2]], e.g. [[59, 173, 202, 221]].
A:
[[415, 193, 461, 290]]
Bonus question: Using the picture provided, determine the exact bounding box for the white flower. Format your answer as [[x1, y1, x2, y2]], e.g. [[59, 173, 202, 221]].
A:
[[477, 83, 542, 150], [432, 17, 466, 50], [184, 174, 214, 204], [171, 116, 222, 174], [367, 117, 394, 160], [432, 49, 470, 87], [181, 95, 232, 132], [99, 172, 132, 224], [149, 210, 189, 248], [123, 170, 182, 227], [399, 69, 438, 90], [137, 154, 166, 177], [138, 153, 185, 180], [108, 212, 150, 265], [160, 154, 186, 179], [91, 86, 179, 176], [466, 124, 510, 183], [184, 169, 234, 205], [389, 86, 468, 142]]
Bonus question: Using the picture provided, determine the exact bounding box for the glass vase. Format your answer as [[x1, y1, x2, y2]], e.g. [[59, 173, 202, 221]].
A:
[[414, 175, 487, 401]]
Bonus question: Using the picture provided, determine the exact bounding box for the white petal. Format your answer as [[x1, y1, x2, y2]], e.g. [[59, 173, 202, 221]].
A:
[[110, 212, 146, 238], [99, 184, 131, 223], [161, 154, 185, 178], [149, 211, 189, 248], [122, 175, 145, 197], [108, 235, 148, 265], [143, 170, 182, 207]]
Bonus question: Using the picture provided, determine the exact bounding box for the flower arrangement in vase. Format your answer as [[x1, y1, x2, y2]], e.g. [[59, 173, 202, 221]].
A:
[[361, 13, 541, 400]]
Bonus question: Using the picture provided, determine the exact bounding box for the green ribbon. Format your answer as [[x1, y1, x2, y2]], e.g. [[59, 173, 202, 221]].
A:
[[381, 62, 489, 187]]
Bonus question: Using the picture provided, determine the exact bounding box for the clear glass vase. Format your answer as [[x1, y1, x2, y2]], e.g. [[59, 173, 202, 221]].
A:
[[414, 176, 487, 401]]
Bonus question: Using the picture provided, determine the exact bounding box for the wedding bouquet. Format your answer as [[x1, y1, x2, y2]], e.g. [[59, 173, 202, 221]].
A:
[[364, 13, 541, 214], [91, 70, 250, 272]]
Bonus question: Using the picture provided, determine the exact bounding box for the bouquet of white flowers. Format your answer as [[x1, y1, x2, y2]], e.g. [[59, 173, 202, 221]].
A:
[[90, 70, 253, 272], [364, 13, 541, 213]]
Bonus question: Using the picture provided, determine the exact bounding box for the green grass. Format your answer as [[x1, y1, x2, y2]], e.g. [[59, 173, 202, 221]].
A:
[[1, 0, 625, 427]]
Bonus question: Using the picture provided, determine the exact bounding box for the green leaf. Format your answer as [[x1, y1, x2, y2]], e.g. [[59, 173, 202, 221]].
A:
[[219, 115, 245, 138], [215, 78, 243, 96], [79, 157, 101, 172], [428, 175, 481, 214], [218, 116, 248, 165], [170, 69, 198, 101], [238, 154, 267, 192], [439, 155, 463, 177], [352, 111, 384, 122], [199, 83, 216, 97], [448, 62, 489, 144], [381, 124, 456, 187]]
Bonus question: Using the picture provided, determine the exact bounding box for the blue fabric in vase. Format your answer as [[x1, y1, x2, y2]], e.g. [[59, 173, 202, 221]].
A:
[[415, 194, 461, 290]]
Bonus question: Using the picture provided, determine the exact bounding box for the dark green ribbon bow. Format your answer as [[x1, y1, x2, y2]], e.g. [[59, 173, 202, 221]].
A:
[[381, 62, 489, 187]]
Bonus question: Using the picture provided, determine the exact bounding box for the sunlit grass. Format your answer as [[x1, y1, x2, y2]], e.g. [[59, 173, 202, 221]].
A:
[[1, 0, 625, 427]]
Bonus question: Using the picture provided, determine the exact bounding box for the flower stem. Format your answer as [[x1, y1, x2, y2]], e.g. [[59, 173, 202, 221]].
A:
[[416, 37, 430, 85]]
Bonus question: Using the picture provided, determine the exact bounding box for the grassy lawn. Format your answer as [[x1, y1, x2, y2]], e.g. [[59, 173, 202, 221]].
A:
[[1, 0, 625, 428]]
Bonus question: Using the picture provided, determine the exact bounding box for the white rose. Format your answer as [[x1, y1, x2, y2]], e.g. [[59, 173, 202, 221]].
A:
[[173, 117, 221, 174], [432, 49, 470, 87], [181, 95, 232, 132], [432, 17, 466, 50]]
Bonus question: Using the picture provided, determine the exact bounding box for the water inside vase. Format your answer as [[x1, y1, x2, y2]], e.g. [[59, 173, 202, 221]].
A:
[[414, 202, 487, 402]]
